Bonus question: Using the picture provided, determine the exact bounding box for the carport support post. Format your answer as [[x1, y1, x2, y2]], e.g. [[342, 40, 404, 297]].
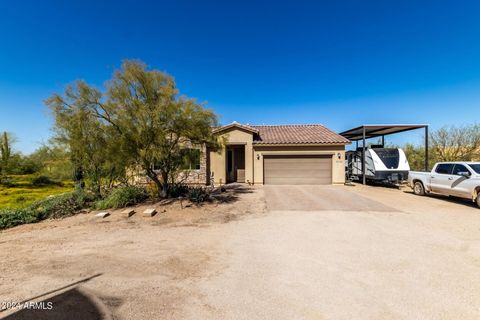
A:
[[425, 126, 429, 172], [362, 126, 366, 185]]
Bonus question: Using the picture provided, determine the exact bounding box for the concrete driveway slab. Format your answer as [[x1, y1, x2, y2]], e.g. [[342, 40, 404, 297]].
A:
[[264, 185, 398, 212]]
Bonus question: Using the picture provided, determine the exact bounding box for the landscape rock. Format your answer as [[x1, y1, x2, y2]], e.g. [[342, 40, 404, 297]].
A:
[[122, 209, 135, 217], [95, 212, 110, 219], [143, 208, 157, 217]]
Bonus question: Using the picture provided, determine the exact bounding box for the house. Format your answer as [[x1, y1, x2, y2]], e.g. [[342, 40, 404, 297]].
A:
[[184, 122, 350, 185]]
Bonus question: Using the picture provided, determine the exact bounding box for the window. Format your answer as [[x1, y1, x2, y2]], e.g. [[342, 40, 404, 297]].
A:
[[435, 163, 454, 175], [468, 164, 480, 174], [374, 148, 400, 169], [179, 149, 201, 170], [452, 164, 470, 176]]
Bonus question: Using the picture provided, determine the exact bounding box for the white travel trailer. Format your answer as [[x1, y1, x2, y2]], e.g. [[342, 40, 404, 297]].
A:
[[346, 147, 410, 184]]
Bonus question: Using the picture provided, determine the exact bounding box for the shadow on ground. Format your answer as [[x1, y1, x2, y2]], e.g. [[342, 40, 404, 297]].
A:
[[210, 183, 254, 204], [402, 190, 478, 209], [1, 274, 116, 320]]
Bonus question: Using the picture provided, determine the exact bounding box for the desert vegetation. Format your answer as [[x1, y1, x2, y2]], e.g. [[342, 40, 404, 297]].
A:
[[0, 60, 221, 230], [1, 60, 479, 230]]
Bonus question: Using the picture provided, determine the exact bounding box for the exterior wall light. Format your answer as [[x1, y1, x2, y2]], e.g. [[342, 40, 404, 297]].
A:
[[337, 153, 342, 160], [256, 154, 260, 160]]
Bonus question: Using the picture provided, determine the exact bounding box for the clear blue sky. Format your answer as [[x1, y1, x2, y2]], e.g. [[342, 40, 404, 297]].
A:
[[1, 0, 479, 154]]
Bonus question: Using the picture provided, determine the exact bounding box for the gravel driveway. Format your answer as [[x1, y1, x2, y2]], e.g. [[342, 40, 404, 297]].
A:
[[264, 185, 397, 211], [2, 184, 480, 320]]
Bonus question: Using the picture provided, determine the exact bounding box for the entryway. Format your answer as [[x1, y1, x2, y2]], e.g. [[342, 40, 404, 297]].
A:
[[226, 145, 246, 183]]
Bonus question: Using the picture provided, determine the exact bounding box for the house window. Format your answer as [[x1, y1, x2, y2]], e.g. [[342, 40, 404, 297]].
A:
[[179, 148, 201, 170]]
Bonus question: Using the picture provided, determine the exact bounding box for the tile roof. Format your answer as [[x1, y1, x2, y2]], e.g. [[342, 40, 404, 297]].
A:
[[212, 122, 259, 134], [251, 124, 350, 145], [213, 122, 350, 145]]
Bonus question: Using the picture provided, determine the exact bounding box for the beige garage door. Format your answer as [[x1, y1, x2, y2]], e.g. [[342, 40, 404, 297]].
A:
[[264, 155, 332, 185]]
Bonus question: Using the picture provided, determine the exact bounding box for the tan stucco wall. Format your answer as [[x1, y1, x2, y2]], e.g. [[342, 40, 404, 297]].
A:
[[209, 129, 346, 185], [209, 129, 254, 185], [252, 145, 346, 184]]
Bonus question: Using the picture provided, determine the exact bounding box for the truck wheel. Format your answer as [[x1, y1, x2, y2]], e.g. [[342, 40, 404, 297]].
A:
[[413, 181, 425, 196], [476, 194, 480, 209]]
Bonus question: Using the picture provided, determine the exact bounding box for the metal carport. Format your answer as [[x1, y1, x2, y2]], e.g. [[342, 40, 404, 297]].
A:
[[339, 124, 429, 185]]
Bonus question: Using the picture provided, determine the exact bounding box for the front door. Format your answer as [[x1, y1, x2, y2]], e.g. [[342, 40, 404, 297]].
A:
[[227, 149, 234, 182]]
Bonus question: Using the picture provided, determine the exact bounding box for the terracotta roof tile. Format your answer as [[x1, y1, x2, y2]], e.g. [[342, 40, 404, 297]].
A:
[[251, 124, 350, 145]]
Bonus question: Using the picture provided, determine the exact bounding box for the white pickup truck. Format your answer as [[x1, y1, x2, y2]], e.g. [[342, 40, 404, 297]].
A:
[[408, 162, 480, 208]]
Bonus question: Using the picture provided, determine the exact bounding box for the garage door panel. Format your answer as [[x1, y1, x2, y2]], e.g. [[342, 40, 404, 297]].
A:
[[264, 155, 332, 185]]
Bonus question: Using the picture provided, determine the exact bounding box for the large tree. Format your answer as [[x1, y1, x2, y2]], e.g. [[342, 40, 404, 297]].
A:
[[46, 60, 218, 197], [46, 83, 115, 194], [430, 124, 480, 162]]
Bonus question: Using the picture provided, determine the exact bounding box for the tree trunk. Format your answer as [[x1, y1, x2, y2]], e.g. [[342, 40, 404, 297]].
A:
[[161, 171, 169, 198], [146, 168, 164, 198]]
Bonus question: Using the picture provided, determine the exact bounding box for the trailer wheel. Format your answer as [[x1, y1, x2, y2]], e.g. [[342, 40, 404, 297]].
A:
[[413, 181, 425, 196]]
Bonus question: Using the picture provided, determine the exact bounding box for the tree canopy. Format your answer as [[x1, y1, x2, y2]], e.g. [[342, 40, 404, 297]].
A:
[[46, 60, 219, 197]]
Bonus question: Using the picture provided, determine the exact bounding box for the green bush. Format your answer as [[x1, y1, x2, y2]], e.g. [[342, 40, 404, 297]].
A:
[[0, 190, 94, 230], [94, 186, 147, 210], [186, 186, 211, 204], [167, 183, 211, 204], [0, 207, 43, 230], [31, 175, 62, 187], [167, 183, 190, 198], [0, 177, 16, 187]]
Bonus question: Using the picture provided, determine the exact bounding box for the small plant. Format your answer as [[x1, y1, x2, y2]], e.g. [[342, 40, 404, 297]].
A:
[[15, 196, 26, 204], [186, 186, 211, 204], [31, 175, 62, 186], [0, 177, 16, 187], [0, 207, 42, 230], [95, 185, 148, 209], [167, 183, 190, 198], [0, 190, 93, 229]]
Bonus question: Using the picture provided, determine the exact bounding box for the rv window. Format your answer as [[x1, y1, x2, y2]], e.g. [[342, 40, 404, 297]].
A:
[[435, 163, 454, 175], [373, 149, 400, 169]]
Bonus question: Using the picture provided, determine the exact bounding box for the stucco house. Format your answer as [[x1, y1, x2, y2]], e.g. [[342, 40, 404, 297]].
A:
[[183, 122, 351, 185]]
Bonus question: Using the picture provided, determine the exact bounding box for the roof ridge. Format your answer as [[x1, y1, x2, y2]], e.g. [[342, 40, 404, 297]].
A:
[[250, 124, 325, 127]]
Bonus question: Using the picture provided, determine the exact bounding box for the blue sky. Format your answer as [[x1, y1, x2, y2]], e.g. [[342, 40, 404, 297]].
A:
[[1, 0, 479, 153]]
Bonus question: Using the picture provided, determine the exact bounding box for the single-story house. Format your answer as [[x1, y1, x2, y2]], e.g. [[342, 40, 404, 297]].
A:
[[183, 122, 351, 185]]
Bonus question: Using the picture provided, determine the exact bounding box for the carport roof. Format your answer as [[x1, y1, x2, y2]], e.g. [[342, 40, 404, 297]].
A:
[[339, 124, 428, 141]]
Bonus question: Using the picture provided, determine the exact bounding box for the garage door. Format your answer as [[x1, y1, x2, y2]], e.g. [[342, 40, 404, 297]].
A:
[[263, 155, 332, 185]]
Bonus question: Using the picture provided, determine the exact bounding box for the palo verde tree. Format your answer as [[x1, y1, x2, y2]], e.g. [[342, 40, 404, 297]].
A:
[[47, 60, 219, 197], [46, 83, 117, 195]]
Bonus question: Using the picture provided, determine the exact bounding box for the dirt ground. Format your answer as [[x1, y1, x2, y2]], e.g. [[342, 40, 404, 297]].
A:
[[1, 183, 480, 319]]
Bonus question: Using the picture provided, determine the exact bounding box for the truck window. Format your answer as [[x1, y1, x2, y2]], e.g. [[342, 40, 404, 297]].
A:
[[468, 164, 480, 174], [452, 164, 470, 175], [435, 163, 454, 174]]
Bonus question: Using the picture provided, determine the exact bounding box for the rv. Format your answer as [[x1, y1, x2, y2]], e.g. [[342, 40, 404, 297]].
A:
[[346, 147, 410, 184]]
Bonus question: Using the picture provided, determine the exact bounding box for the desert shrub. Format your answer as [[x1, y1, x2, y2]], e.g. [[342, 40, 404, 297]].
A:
[[167, 183, 190, 198], [0, 177, 16, 187], [165, 183, 211, 203], [30, 191, 93, 219], [94, 185, 147, 209], [0, 207, 43, 230], [0, 190, 94, 230], [31, 175, 62, 187], [186, 186, 211, 204]]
